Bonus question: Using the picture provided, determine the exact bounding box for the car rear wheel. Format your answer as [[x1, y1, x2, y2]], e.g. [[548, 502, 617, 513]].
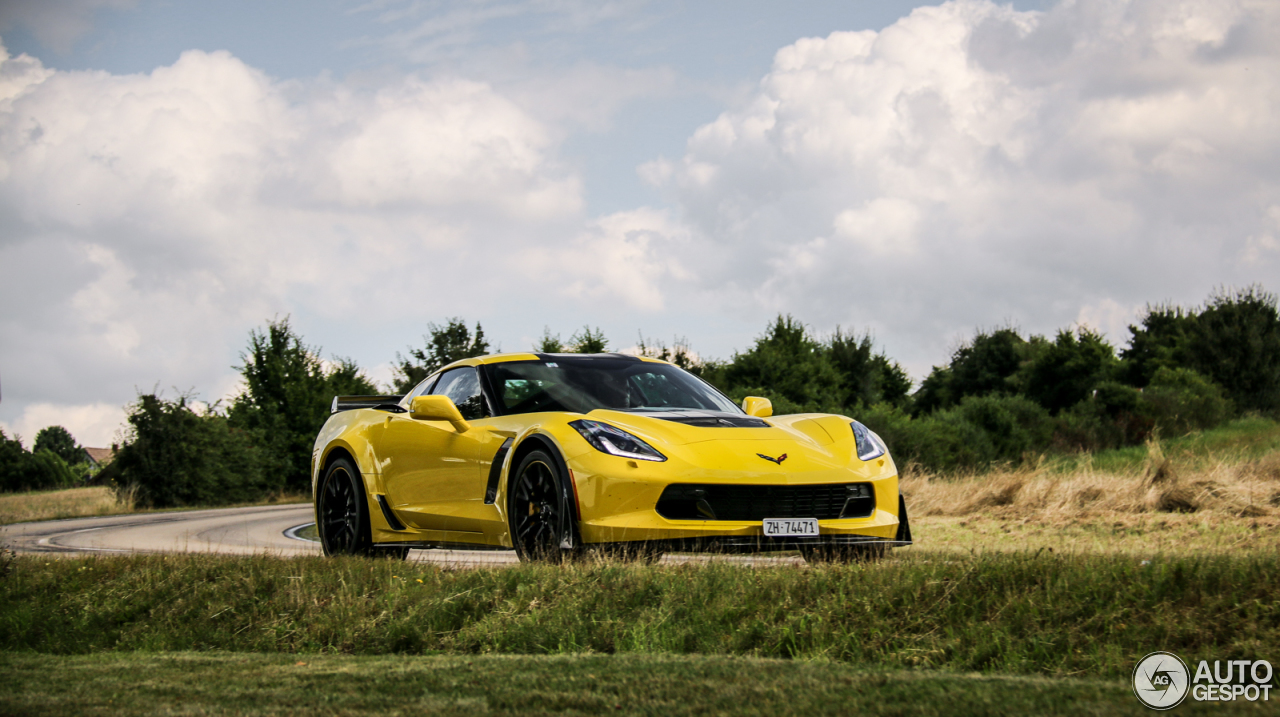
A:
[[318, 457, 374, 557], [509, 449, 581, 563]]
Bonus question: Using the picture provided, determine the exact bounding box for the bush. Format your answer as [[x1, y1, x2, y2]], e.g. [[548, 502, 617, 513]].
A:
[[953, 394, 1054, 461], [1140, 367, 1233, 436], [0, 431, 76, 493], [112, 394, 281, 508]]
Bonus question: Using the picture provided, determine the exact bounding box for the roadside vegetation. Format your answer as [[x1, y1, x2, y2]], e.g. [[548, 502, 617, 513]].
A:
[[2, 651, 1256, 717], [0, 486, 130, 526]]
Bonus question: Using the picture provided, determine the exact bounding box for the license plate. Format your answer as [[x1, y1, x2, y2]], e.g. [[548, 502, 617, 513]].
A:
[[762, 518, 819, 537]]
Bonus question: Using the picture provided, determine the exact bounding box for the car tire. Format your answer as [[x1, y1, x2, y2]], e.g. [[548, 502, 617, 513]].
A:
[[508, 448, 582, 563], [318, 456, 375, 557], [799, 543, 886, 564]]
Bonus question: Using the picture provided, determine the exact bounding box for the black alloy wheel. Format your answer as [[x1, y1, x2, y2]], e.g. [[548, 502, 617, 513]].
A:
[[509, 449, 580, 563], [318, 457, 373, 557]]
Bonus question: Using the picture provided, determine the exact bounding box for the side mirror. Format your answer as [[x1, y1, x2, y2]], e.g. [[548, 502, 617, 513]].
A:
[[410, 395, 470, 432], [742, 396, 773, 418]]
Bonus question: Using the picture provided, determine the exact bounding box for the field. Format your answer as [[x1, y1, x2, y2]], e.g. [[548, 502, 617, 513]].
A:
[[0, 485, 308, 526], [2, 418, 1279, 715], [0, 486, 131, 525], [1, 652, 1262, 717]]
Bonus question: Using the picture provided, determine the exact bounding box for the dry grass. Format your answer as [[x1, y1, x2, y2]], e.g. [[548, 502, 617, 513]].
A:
[[903, 439, 1280, 554], [0, 486, 134, 525]]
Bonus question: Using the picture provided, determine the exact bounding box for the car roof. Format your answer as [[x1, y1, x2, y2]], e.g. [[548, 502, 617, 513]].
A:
[[438, 352, 670, 372]]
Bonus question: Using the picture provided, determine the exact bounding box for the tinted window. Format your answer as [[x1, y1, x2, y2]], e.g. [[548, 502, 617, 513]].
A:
[[408, 376, 437, 400], [488, 358, 741, 415], [430, 367, 485, 420]]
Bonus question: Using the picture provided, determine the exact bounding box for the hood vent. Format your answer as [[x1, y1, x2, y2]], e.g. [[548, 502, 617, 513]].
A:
[[657, 415, 771, 428]]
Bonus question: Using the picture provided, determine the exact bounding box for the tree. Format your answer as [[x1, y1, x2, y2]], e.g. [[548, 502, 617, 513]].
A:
[[720, 316, 845, 412], [33, 426, 84, 466], [1119, 304, 1195, 387], [1023, 328, 1118, 414], [949, 328, 1027, 399], [911, 328, 1027, 415], [635, 334, 702, 372], [534, 327, 565, 353], [0, 429, 75, 493], [113, 393, 279, 507], [1184, 286, 1280, 414], [392, 319, 490, 393], [568, 326, 608, 353], [826, 328, 911, 408], [228, 318, 379, 493]]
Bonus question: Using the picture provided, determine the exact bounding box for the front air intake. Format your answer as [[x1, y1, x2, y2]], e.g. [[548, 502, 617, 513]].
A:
[[656, 483, 875, 521]]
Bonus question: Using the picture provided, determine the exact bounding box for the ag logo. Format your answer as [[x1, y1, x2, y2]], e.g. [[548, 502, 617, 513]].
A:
[[1133, 652, 1190, 710]]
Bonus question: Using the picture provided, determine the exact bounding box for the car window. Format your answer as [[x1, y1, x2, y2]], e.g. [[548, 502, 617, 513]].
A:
[[488, 359, 741, 415], [430, 367, 485, 420], [408, 375, 438, 400]]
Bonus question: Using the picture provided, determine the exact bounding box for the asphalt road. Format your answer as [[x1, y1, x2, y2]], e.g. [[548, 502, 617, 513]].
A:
[[0, 503, 521, 566], [1, 504, 803, 566]]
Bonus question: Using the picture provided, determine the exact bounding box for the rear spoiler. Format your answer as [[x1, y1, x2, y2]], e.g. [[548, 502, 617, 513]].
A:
[[331, 395, 406, 414]]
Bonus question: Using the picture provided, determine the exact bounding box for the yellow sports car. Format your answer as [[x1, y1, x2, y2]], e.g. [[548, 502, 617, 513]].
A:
[[311, 352, 912, 562]]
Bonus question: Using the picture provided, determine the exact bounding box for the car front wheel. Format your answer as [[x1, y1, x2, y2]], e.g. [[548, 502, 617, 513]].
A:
[[318, 457, 373, 557], [508, 449, 581, 563]]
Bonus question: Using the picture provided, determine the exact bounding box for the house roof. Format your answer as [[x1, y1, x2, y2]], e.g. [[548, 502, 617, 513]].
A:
[[83, 447, 116, 466]]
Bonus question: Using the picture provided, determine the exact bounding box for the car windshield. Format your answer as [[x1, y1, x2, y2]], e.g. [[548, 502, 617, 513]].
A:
[[486, 357, 743, 416]]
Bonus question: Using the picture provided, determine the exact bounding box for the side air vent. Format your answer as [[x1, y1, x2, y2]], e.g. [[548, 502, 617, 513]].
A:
[[376, 495, 406, 531]]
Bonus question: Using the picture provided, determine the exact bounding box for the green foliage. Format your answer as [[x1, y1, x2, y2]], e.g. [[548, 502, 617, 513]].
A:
[[914, 328, 1028, 414], [1119, 304, 1195, 387], [1141, 367, 1233, 436], [568, 326, 608, 353], [534, 326, 564, 353], [33, 426, 84, 466], [392, 318, 490, 393], [826, 329, 911, 408], [634, 334, 703, 373], [720, 316, 844, 412], [113, 393, 279, 508], [0, 652, 1161, 717], [228, 318, 379, 493], [0, 430, 76, 493], [4, 552, 1277, 682], [1185, 285, 1280, 414], [1023, 328, 1118, 414], [1120, 287, 1280, 414]]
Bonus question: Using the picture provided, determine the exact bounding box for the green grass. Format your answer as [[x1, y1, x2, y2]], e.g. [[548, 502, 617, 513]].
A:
[[6, 651, 1270, 717], [1049, 416, 1280, 475], [3, 552, 1277, 680]]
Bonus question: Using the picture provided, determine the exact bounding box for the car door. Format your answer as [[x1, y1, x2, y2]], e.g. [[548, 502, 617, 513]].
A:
[[380, 366, 501, 535]]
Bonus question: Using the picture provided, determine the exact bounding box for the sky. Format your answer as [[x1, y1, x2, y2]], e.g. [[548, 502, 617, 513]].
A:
[[0, 0, 1276, 448]]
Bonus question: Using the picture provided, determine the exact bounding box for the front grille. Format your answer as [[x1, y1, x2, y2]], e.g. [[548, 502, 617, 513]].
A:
[[656, 483, 875, 521]]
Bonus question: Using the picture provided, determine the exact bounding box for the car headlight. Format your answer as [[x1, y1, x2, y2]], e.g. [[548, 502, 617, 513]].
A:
[[851, 420, 887, 461], [569, 419, 667, 462]]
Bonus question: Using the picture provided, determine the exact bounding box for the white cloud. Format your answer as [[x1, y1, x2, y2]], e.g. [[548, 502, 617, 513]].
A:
[[645, 0, 1280, 368], [0, 401, 125, 448], [0, 40, 585, 441], [526, 207, 692, 312]]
